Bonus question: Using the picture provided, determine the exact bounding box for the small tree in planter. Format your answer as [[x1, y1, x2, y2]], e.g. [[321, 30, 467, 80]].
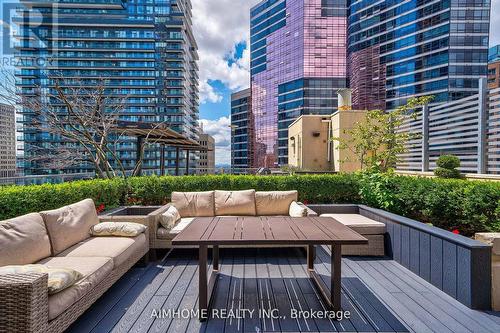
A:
[[333, 96, 434, 172], [434, 155, 462, 179]]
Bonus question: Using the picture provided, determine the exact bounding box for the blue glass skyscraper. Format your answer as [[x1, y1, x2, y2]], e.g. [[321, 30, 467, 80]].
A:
[[15, 0, 199, 175], [347, 0, 491, 111]]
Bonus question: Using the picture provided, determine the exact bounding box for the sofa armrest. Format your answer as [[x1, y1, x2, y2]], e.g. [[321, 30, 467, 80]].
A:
[[98, 215, 150, 226], [147, 204, 172, 234], [0, 273, 49, 332], [297, 202, 318, 216]]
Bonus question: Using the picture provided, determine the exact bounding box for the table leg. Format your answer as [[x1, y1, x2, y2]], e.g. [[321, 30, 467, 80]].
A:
[[331, 244, 342, 311], [199, 245, 208, 319], [213, 245, 219, 271], [307, 245, 315, 270]]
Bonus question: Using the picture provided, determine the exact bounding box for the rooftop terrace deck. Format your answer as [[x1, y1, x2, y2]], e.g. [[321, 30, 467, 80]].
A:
[[68, 246, 500, 333]]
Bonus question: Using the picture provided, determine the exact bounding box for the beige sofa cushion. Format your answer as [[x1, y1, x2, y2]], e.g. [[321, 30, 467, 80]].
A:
[[0, 213, 52, 266], [41, 199, 99, 255], [38, 256, 113, 320], [169, 217, 195, 235], [255, 191, 298, 216], [320, 214, 386, 235], [171, 191, 215, 217], [215, 190, 256, 216], [56, 233, 147, 268]]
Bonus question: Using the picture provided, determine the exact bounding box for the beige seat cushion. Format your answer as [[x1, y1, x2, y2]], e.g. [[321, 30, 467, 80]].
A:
[[215, 190, 256, 216], [41, 199, 99, 255], [255, 191, 298, 216], [320, 214, 386, 235], [56, 234, 147, 268], [0, 213, 52, 266], [169, 217, 195, 235], [171, 191, 215, 217], [37, 256, 113, 320]]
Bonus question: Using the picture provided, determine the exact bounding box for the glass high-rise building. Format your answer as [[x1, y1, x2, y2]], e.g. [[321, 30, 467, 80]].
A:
[[15, 0, 199, 175], [230, 88, 252, 173], [250, 0, 348, 167], [347, 0, 491, 111]]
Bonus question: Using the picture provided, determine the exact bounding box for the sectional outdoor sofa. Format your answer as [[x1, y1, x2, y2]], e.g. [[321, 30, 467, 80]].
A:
[[111, 189, 386, 256], [0, 199, 149, 333]]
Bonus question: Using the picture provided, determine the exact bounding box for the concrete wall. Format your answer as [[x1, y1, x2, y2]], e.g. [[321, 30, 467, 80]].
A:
[[332, 110, 367, 172], [288, 111, 367, 172], [288, 115, 332, 171]]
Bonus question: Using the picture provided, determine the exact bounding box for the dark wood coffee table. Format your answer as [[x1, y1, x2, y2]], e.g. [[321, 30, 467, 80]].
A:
[[171, 216, 368, 320]]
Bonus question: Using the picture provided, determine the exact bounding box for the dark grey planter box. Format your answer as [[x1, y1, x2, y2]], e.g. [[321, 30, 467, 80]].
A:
[[307, 204, 492, 310]]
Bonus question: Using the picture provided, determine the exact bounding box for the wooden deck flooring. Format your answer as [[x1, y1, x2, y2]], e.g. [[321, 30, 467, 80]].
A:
[[68, 246, 500, 333]]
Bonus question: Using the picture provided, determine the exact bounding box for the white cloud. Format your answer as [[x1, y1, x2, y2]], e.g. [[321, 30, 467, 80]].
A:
[[192, 0, 258, 103], [199, 80, 223, 103], [200, 117, 231, 165], [491, 0, 500, 46]]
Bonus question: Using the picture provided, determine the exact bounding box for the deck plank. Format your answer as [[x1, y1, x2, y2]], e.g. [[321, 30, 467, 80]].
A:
[[94, 257, 180, 333], [68, 264, 149, 333], [68, 246, 500, 333]]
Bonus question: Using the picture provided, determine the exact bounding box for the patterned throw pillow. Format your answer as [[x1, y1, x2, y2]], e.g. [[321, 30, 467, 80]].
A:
[[0, 264, 83, 294], [91, 222, 146, 237], [289, 201, 308, 217], [160, 205, 181, 230]]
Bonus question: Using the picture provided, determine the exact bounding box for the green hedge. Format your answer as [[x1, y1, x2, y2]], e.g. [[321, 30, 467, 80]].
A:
[[1, 174, 499, 236], [125, 174, 361, 205], [358, 172, 500, 235], [0, 178, 128, 219]]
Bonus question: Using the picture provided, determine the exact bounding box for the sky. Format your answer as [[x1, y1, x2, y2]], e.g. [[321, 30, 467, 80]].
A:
[[197, 0, 500, 166]]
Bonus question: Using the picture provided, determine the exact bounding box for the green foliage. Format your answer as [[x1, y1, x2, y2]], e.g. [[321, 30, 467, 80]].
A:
[[0, 178, 127, 219], [333, 95, 434, 172], [434, 168, 462, 179], [436, 155, 461, 169], [1, 173, 499, 236], [357, 174, 500, 236], [358, 170, 399, 211], [124, 174, 361, 206], [434, 155, 462, 179], [0, 175, 361, 220]]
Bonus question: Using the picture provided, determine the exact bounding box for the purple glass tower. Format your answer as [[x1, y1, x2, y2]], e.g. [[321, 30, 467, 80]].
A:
[[250, 0, 347, 168]]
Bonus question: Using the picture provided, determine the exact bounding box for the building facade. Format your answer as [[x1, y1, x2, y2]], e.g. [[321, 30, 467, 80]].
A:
[[250, 0, 348, 167], [0, 103, 16, 178], [490, 45, 500, 63], [15, 0, 199, 175], [489, 62, 500, 89], [347, 0, 491, 111], [288, 110, 368, 173], [230, 88, 252, 172], [489, 46, 500, 89], [197, 133, 215, 174]]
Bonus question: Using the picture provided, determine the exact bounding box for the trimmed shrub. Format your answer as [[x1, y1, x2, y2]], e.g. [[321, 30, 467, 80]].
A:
[[124, 174, 361, 205], [358, 174, 500, 235], [0, 173, 499, 236], [435, 155, 462, 179], [436, 155, 461, 169], [0, 178, 127, 220]]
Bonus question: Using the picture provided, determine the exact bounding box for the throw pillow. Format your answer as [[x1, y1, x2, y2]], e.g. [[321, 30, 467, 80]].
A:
[[160, 205, 181, 230], [90, 222, 146, 237], [289, 201, 308, 217], [0, 264, 83, 294]]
